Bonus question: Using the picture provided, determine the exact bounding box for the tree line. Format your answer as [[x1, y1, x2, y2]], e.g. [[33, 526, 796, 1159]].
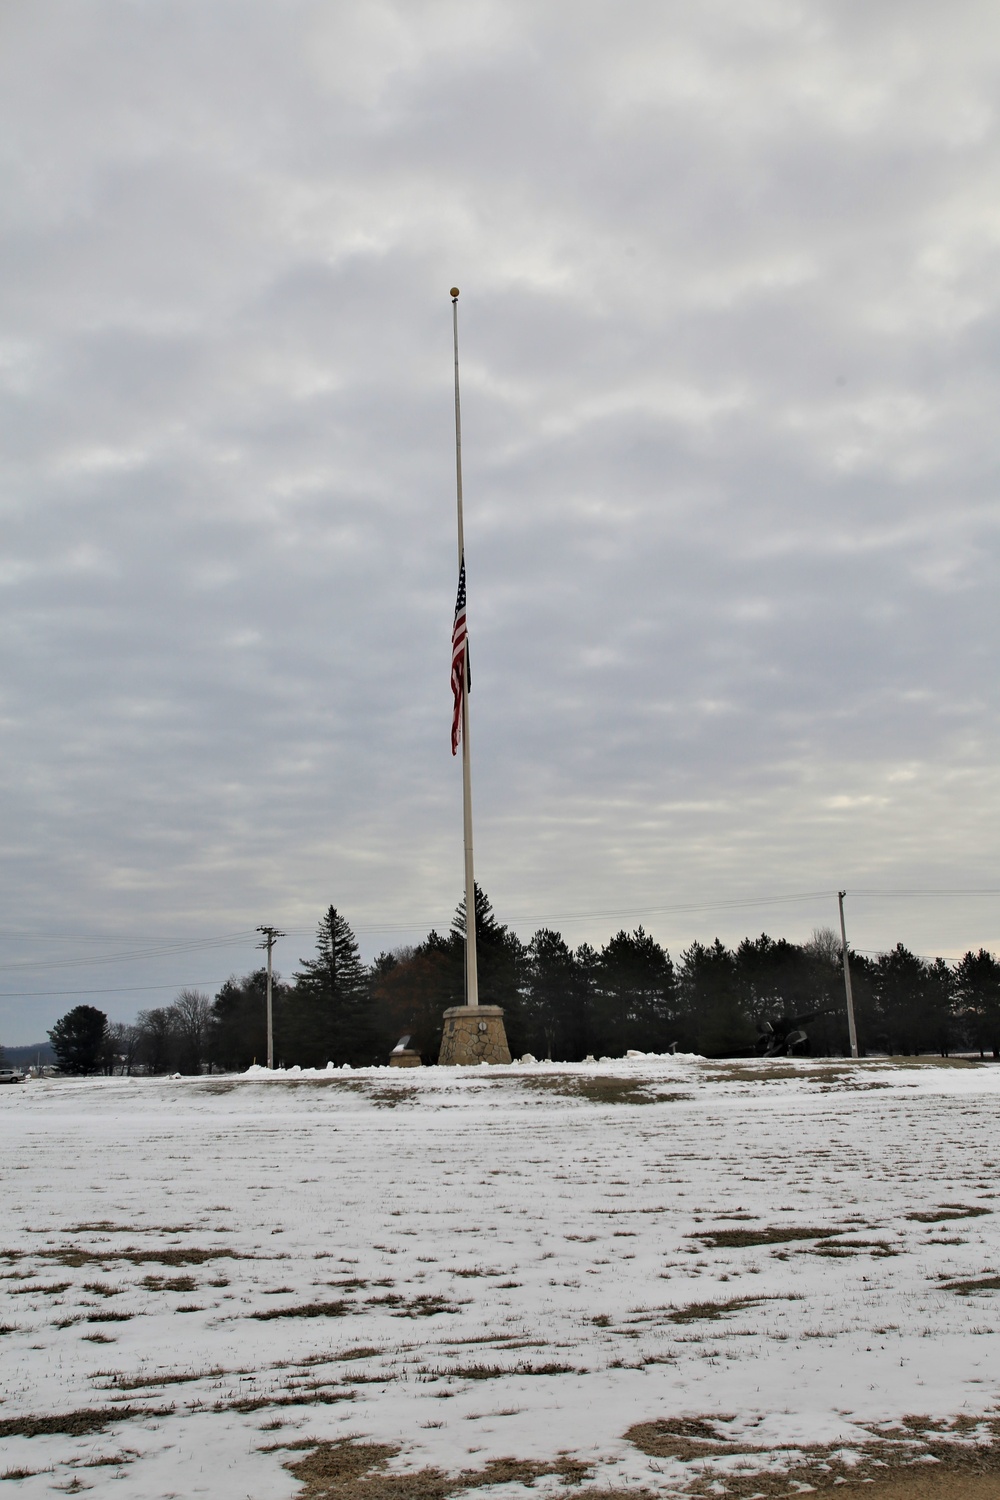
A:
[[41, 889, 1000, 1074]]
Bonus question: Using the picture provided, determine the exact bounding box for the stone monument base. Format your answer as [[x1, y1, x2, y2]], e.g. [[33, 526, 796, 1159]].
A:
[[389, 1049, 423, 1067], [438, 1005, 511, 1066]]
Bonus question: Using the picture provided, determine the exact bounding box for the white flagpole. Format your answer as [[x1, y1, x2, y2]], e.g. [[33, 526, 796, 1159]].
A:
[[451, 288, 479, 1008]]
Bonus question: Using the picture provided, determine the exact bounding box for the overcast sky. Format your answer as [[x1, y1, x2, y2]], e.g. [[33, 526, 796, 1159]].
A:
[[2, 0, 999, 1043]]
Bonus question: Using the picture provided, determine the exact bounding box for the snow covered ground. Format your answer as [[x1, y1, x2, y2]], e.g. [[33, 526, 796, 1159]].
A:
[[2, 1054, 1000, 1498]]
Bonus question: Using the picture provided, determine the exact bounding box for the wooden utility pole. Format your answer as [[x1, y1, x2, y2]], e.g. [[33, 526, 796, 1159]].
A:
[[837, 891, 859, 1058], [256, 926, 285, 1069]]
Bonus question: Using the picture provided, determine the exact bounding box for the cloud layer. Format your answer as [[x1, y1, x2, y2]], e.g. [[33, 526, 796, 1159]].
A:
[[1, 0, 999, 1040]]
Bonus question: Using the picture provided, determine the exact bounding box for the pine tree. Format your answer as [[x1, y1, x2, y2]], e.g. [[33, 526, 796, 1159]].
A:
[[677, 940, 754, 1056], [594, 927, 676, 1055], [953, 949, 1000, 1057], [48, 1005, 108, 1075], [289, 907, 374, 1066], [450, 885, 526, 1047], [525, 929, 585, 1060], [870, 944, 947, 1056], [208, 969, 292, 1071]]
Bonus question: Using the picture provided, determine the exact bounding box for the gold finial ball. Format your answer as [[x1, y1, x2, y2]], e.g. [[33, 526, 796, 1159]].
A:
[[450, 286, 460, 298]]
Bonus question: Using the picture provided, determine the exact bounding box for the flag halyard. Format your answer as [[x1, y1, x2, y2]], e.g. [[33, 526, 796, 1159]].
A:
[[451, 555, 468, 755]]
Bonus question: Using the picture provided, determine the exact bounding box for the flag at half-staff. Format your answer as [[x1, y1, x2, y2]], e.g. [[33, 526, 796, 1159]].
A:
[[435, 284, 509, 1064], [451, 555, 468, 755]]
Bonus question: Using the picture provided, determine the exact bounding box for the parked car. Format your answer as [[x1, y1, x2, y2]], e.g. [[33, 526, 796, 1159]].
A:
[[0, 1069, 25, 1084]]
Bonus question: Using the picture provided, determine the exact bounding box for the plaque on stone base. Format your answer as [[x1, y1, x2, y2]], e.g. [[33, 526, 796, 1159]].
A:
[[437, 1004, 510, 1066]]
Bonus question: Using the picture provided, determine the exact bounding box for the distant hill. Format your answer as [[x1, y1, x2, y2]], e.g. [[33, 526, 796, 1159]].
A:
[[2, 1042, 56, 1069]]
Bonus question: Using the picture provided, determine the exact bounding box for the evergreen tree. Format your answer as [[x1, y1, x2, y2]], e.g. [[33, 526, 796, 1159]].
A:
[[208, 969, 291, 1071], [953, 949, 1000, 1057], [677, 940, 754, 1056], [48, 1005, 108, 1075], [524, 929, 584, 1060], [734, 934, 814, 1018], [594, 927, 676, 1056], [574, 942, 601, 1053], [870, 944, 947, 1055], [924, 957, 955, 1056], [451, 885, 527, 1050], [288, 907, 375, 1066]]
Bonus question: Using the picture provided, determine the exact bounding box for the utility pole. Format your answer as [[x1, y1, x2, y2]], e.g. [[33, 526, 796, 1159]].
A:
[[837, 891, 859, 1059], [256, 926, 285, 1070]]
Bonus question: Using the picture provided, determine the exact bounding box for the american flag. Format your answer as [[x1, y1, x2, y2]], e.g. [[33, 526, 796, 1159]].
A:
[[451, 555, 468, 755]]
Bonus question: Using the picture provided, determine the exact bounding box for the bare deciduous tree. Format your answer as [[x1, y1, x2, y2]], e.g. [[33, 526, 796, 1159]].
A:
[[170, 989, 212, 1074]]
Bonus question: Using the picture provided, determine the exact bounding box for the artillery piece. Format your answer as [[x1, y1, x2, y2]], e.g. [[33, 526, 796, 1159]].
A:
[[754, 1004, 839, 1057]]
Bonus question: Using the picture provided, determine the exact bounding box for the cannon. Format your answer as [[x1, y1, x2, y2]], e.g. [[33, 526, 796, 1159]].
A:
[[754, 1005, 839, 1057]]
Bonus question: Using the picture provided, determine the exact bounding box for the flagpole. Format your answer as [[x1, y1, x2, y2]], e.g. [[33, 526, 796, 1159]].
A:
[[451, 288, 479, 1008]]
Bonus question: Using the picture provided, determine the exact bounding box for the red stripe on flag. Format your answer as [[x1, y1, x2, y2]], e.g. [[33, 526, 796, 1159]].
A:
[[451, 557, 467, 755]]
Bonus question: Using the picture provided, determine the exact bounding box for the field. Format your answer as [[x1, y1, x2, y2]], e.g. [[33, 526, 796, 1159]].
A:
[[2, 1055, 1000, 1499]]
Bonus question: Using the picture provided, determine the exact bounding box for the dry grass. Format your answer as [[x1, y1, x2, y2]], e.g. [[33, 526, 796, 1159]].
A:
[[626, 1413, 1000, 1497], [521, 1075, 684, 1106], [9, 1281, 72, 1296], [366, 1088, 419, 1109], [141, 1273, 198, 1291], [433, 1362, 579, 1380], [72, 1450, 138, 1469], [691, 1225, 839, 1249], [251, 1300, 350, 1321], [907, 1204, 990, 1223], [882, 1056, 981, 1068], [699, 1064, 809, 1082], [105, 1367, 228, 1390], [0, 1406, 170, 1439], [24, 1245, 245, 1268], [220, 1389, 355, 1414], [663, 1296, 768, 1324], [285, 1439, 594, 1500], [64, 1222, 197, 1234], [810, 1239, 899, 1257], [939, 1273, 1000, 1296], [627, 1417, 734, 1459], [392, 1295, 465, 1318]]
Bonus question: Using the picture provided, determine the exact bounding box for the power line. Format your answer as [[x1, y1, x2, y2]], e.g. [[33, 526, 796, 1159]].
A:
[[0, 980, 229, 999], [0, 886, 995, 997], [0, 934, 260, 976], [851, 889, 1000, 898], [349, 888, 1000, 934]]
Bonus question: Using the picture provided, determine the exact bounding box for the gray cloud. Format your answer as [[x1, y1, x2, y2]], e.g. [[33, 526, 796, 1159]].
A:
[[1, 0, 999, 1040]]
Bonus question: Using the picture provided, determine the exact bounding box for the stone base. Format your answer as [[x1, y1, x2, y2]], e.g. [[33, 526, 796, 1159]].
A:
[[389, 1050, 423, 1068], [438, 1005, 511, 1066]]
